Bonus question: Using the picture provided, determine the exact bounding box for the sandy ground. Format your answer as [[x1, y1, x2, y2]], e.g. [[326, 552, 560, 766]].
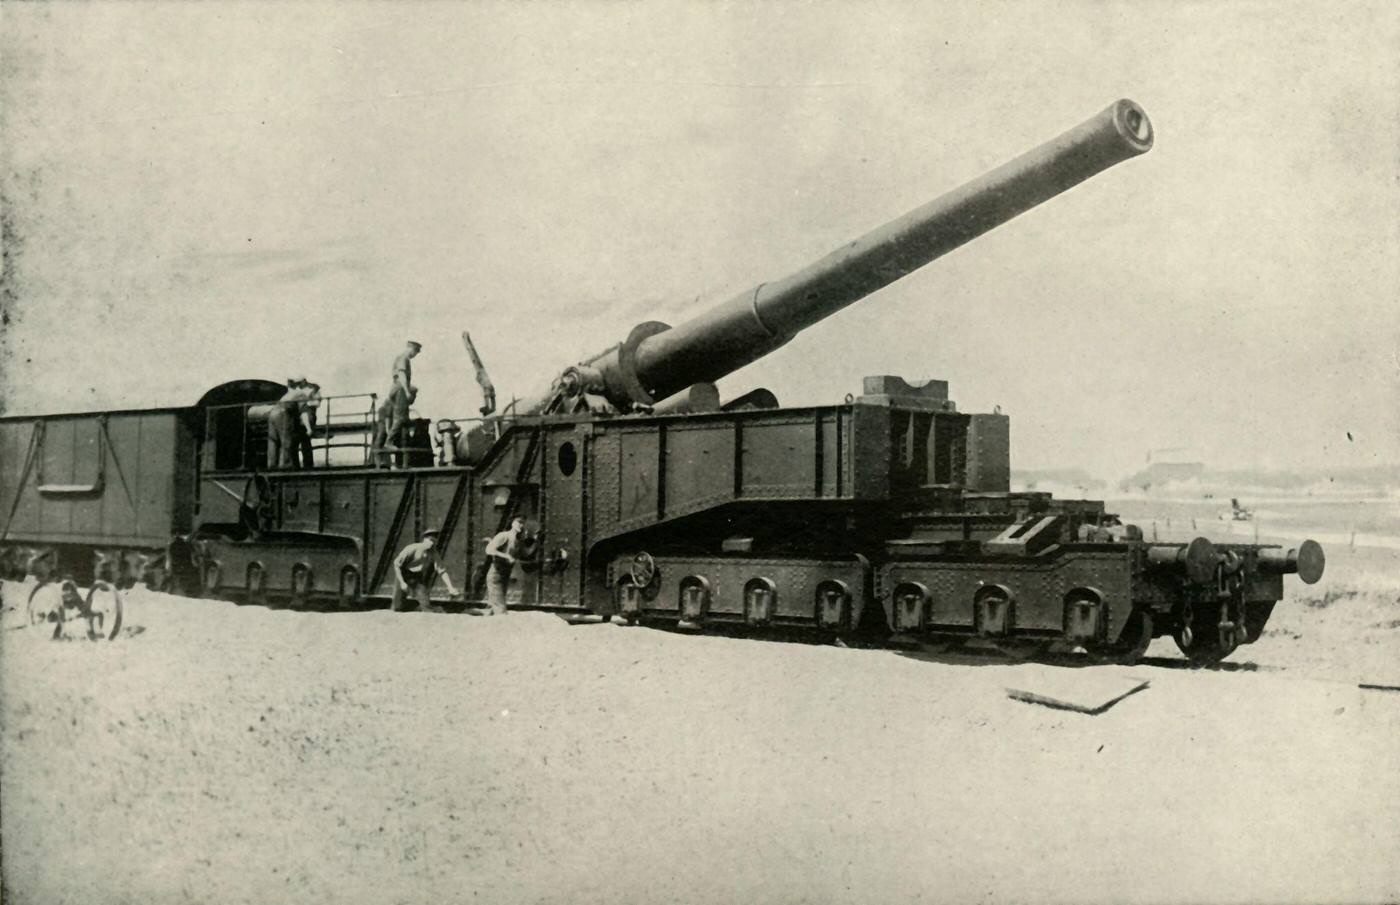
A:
[[2, 547, 1398, 905]]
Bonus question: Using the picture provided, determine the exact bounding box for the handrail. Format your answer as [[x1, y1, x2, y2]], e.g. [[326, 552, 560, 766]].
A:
[[199, 392, 543, 472], [204, 393, 379, 471]]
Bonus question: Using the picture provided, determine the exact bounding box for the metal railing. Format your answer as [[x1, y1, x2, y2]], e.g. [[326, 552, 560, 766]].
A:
[[317, 393, 379, 467], [201, 394, 528, 472], [203, 394, 378, 472]]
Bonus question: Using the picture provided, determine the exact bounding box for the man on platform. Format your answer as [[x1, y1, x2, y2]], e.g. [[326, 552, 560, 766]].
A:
[[291, 379, 322, 468], [265, 376, 303, 469], [392, 340, 421, 398]]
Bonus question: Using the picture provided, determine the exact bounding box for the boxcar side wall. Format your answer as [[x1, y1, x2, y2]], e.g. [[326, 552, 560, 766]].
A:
[[0, 410, 192, 549]]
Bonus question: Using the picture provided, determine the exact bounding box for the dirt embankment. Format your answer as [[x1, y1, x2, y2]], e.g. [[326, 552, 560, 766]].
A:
[[2, 552, 1398, 905]]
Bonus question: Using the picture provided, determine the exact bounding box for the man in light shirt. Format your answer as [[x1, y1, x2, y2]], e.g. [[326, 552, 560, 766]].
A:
[[390, 528, 460, 613], [265, 376, 303, 469], [480, 516, 526, 616]]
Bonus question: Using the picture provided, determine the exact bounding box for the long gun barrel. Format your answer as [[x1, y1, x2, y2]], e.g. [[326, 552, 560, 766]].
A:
[[466, 99, 1152, 456], [607, 99, 1154, 408]]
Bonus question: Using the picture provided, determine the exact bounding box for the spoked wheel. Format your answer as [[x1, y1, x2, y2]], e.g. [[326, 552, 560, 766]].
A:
[[1173, 600, 1239, 665], [629, 552, 657, 591], [1088, 607, 1154, 665], [82, 581, 124, 640], [26, 581, 54, 627]]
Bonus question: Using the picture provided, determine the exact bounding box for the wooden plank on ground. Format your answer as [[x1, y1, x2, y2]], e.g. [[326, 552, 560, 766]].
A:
[[1006, 671, 1150, 715]]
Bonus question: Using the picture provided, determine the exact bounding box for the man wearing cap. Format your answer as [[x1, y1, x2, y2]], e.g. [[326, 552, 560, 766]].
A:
[[291, 379, 322, 468], [392, 340, 421, 397], [372, 341, 421, 468], [391, 528, 460, 613]]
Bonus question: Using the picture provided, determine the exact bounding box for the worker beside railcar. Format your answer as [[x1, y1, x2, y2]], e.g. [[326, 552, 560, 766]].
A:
[[479, 517, 526, 616], [390, 528, 460, 613]]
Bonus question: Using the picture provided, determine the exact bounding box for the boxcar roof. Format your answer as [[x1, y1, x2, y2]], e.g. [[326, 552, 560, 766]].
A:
[[0, 378, 286, 421]]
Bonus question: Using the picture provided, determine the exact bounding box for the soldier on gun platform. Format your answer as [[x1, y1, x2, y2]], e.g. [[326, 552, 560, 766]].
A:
[[390, 527, 461, 613], [371, 383, 416, 468], [371, 341, 421, 468], [393, 340, 421, 397], [265, 376, 303, 469], [292, 379, 322, 468]]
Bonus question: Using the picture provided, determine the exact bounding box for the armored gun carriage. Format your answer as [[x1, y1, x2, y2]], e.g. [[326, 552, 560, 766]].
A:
[[0, 100, 1322, 663]]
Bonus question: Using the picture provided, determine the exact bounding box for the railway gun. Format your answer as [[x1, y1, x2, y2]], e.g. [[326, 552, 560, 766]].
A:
[[0, 100, 1323, 663]]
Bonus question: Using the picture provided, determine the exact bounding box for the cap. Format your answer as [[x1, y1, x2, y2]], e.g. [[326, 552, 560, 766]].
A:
[[422, 527, 442, 538], [407, 340, 423, 349]]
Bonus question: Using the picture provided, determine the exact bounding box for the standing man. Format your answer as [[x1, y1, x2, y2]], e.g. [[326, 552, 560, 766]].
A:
[[265, 376, 301, 469], [375, 341, 421, 468], [293, 380, 322, 468], [390, 528, 461, 613], [371, 383, 416, 468], [393, 340, 421, 398], [481, 516, 526, 616]]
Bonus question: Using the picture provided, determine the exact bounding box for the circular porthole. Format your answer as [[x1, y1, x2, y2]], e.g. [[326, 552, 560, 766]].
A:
[[558, 441, 578, 477]]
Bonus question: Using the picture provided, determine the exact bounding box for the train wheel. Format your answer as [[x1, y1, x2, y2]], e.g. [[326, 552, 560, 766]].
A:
[[1088, 608, 1153, 665], [1173, 601, 1238, 665], [83, 582, 124, 640]]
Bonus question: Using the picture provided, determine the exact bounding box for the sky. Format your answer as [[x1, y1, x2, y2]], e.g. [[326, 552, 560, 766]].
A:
[[1, 1, 1396, 481]]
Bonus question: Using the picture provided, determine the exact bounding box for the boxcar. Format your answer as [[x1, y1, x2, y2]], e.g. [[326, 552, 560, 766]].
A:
[[0, 380, 284, 588]]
